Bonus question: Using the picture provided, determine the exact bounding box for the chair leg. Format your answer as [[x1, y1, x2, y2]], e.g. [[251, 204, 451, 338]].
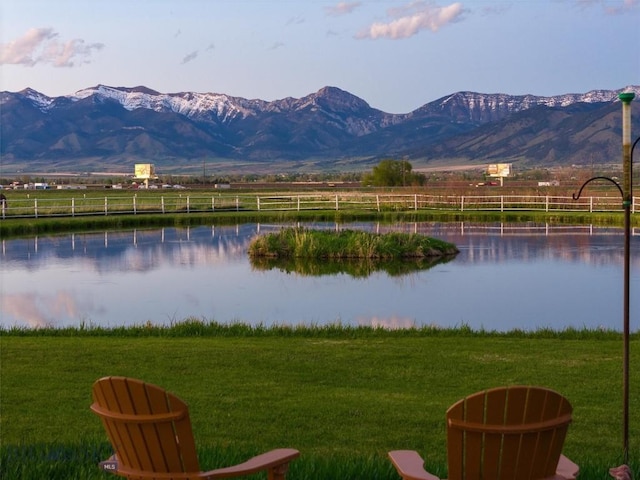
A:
[[267, 463, 291, 480]]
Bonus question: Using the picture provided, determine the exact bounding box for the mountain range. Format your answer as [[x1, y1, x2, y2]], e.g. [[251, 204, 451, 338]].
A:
[[1, 84, 639, 173]]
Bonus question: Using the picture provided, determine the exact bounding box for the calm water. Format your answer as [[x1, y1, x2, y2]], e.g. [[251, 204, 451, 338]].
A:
[[1, 222, 638, 332]]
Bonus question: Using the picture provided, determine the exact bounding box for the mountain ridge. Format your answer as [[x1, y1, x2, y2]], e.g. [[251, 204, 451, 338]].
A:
[[1, 84, 639, 172]]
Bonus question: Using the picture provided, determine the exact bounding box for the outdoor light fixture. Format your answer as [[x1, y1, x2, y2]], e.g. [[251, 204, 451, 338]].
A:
[[573, 91, 636, 466], [618, 91, 635, 466]]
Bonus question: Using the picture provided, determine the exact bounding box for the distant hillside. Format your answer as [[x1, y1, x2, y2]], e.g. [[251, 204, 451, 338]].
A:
[[1, 85, 639, 173]]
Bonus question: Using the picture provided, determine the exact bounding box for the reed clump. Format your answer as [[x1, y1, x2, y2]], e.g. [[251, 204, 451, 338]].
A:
[[247, 227, 459, 260]]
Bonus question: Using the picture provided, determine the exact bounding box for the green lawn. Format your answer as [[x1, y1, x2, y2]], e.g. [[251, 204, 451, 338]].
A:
[[1, 326, 638, 479]]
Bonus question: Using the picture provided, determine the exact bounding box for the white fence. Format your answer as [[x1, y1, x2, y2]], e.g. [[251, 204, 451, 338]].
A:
[[0, 192, 637, 219]]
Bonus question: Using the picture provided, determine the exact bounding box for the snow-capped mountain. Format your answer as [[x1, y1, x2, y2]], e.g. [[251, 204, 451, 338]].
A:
[[22, 83, 635, 126], [70, 85, 273, 124], [411, 88, 639, 124], [1, 84, 639, 171]]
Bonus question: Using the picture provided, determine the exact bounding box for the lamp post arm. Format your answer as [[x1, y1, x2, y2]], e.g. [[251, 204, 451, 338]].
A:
[[631, 136, 640, 200], [572, 176, 623, 201]]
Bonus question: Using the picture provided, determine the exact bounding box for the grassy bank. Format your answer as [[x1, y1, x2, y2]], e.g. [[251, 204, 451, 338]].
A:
[[1, 208, 635, 239], [1, 323, 638, 479]]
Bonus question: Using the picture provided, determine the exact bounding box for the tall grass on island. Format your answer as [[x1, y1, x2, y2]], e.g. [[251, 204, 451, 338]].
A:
[[248, 227, 459, 260], [1, 321, 638, 479]]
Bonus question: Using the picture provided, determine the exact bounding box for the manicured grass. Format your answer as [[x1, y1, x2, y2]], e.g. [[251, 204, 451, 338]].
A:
[[1, 323, 638, 479]]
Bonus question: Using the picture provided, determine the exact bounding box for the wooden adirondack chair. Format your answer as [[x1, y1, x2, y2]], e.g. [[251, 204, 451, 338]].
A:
[[389, 386, 579, 480], [91, 376, 299, 480]]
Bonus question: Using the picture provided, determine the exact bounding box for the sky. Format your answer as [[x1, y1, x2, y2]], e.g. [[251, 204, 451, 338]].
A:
[[0, 0, 639, 114]]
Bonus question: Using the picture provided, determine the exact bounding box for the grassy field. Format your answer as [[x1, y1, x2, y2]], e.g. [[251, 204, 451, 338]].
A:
[[1, 323, 639, 479]]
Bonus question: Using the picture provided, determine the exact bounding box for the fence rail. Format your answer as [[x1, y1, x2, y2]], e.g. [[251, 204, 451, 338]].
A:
[[0, 193, 637, 219]]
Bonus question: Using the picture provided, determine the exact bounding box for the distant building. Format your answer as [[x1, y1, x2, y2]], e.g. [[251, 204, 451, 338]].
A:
[[23, 182, 49, 190], [486, 163, 512, 187], [133, 163, 158, 188], [56, 185, 87, 190]]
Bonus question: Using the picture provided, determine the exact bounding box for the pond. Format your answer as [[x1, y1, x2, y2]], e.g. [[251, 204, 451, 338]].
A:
[[1, 221, 638, 332]]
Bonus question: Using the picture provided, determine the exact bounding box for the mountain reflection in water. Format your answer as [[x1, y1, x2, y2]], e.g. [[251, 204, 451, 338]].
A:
[[1, 222, 638, 331]]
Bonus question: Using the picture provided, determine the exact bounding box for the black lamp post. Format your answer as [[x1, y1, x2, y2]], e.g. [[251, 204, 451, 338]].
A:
[[619, 92, 635, 465], [573, 91, 635, 465]]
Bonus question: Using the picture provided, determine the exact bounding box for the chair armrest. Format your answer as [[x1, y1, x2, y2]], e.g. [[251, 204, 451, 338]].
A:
[[203, 448, 300, 479], [388, 450, 440, 480], [555, 454, 579, 480]]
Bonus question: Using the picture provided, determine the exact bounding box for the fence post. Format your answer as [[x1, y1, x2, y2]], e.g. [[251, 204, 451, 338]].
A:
[[34, 199, 38, 218], [133, 195, 137, 215], [71, 198, 75, 217], [376, 195, 380, 212], [546, 196, 549, 212], [461, 196, 464, 212], [501, 196, 504, 212], [161, 196, 165, 214], [255, 197, 259, 211], [236, 196, 239, 211], [187, 196, 190, 213], [414, 194, 418, 210], [297, 196, 301, 211], [335, 194, 339, 211], [212, 197, 215, 212], [590, 196, 593, 213], [105, 197, 108, 215]]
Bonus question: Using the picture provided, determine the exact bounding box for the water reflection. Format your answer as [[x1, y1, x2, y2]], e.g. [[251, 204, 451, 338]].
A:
[[1, 222, 638, 331], [250, 256, 456, 277]]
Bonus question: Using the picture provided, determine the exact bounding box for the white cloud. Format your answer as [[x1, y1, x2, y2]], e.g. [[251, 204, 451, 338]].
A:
[[181, 50, 199, 64], [285, 15, 305, 26], [357, 2, 464, 40], [479, 4, 511, 15], [573, 0, 639, 13], [46, 38, 104, 67], [0, 27, 104, 67], [0, 27, 57, 66], [325, 2, 362, 16], [604, 0, 639, 13]]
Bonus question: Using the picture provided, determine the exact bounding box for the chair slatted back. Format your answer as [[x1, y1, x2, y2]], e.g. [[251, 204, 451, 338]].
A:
[[446, 386, 572, 480], [91, 376, 200, 476]]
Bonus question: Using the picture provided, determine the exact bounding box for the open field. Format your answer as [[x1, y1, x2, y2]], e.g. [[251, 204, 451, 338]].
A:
[[1, 324, 639, 479]]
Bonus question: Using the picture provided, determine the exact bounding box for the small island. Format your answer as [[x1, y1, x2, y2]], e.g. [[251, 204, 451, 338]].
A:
[[248, 227, 459, 260]]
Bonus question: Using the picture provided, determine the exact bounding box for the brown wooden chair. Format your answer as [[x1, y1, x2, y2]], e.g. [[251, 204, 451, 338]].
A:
[[91, 376, 299, 480], [389, 386, 579, 480]]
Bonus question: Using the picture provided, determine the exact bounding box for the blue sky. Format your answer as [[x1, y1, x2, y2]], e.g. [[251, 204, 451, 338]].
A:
[[1, 0, 638, 113]]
